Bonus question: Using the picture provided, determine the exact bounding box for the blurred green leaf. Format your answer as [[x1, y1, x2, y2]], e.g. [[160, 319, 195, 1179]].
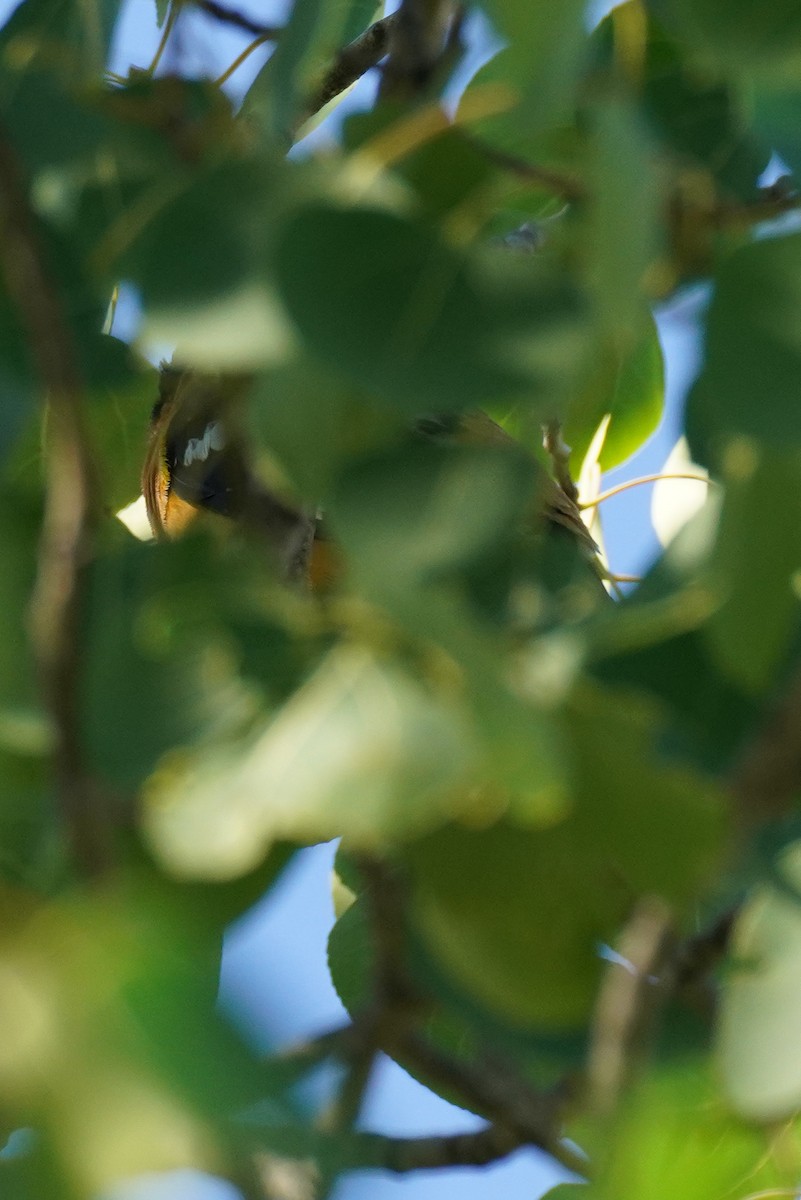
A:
[[651, 0, 801, 77], [718, 840, 801, 1120], [330, 439, 536, 588], [566, 314, 664, 472], [117, 156, 297, 369], [144, 642, 476, 878], [83, 533, 282, 794], [564, 1063, 801, 1200], [329, 438, 578, 817], [703, 450, 801, 693], [750, 85, 801, 182], [0, 0, 120, 80], [275, 204, 586, 414], [466, 0, 586, 157], [0, 881, 273, 1194], [687, 232, 801, 458], [587, 99, 660, 340], [589, 4, 768, 198], [404, 683, 723, 1029], [249, 360, 397, 503]]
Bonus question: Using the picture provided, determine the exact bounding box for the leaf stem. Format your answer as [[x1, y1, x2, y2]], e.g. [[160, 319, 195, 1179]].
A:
[[580, 471, 710, 510], [148, 0, 180, 76], [214, 32, 274, 87]]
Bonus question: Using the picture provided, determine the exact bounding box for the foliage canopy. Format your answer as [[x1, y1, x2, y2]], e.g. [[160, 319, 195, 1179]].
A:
[[3, 0, 801, 1196]]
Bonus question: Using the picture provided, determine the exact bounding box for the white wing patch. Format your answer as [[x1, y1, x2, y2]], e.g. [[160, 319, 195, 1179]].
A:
[[183, 421, 226, 467]]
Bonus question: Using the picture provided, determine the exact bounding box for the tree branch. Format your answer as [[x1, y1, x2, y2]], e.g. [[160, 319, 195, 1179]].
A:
[[585, 897, 675, 1116], [303, 14, 398, 122], [195, 0, 281, 39], [462, 134, 586, 203], [318, 855, 585, 1178], [0, 121, 109, 877], [378, 0, 454, 103]]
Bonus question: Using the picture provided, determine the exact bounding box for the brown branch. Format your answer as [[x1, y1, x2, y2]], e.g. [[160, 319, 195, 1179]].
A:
[[391, 1029, 584, 1175], [0, 121, 109, 878], [585, 898, 675, 1116], [318, 857, 421, 1134], [378, 0, 454, 102], [255, 1122, 540, 1176], [462, 133, 585, 203], [712, 175, 801, 230], [195, 0, 281, 38], [303, 13, 398, 122], [379, 1124, 529, 1172]]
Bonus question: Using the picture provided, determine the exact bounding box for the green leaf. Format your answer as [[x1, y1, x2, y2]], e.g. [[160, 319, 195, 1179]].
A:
[[118, 157, 296, 369], [576, 1064, 801, 1199], [329, 439, 574, 818], [566, 314, 664, 473], [589, 4, 768, 199], [143, 642, 476, 879], [0, 0, 120, 81], [327, 882, 589, 1108], [651, 0, 801, 77], [466, 0, 587, 157], [274, 204, 586, 415], [83, 533, 277, 794], [687, 232, 801, 458], [404, 684, 724, 1029], [83, 342, 157, 513], [330, 439, 537, 590], [718, 841, 801, 1121], [703, 450, 801, 693], [249, 360, 394, 503], [750, 85, 801, 183], [587, 99, 661, 340], [0, 881, 272, 1192]]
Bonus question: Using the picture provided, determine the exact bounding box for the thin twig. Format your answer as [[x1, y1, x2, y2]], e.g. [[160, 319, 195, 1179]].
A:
[[214, 32, 273, 87], [461, 133, 585, 203], [390, 1029, 584, 1175], [196, 0, 281, 38], [319, 858, 421, 1135], [0, 122, 108, 876], [712, 177, 801, 229], [303, 13, 398, 122], [148, 0, 180, 75], [580, 472, 710, 510]]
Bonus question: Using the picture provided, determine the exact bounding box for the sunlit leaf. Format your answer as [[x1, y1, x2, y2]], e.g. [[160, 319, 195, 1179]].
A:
[[651, 437, 709, 547], [566, 315, 664, 473], [719, 840, 801, 1120], [144, 642, 476, 879]]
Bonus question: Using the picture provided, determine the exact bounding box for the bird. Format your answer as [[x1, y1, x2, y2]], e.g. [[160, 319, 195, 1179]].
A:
[[141, 362, 597, 584], [141, 362, 318, 582]]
